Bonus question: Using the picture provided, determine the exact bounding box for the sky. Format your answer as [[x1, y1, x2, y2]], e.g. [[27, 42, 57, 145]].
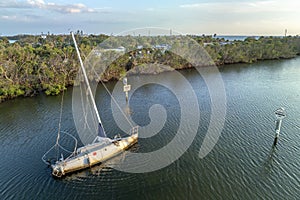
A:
[[0, 0, 300, 36]]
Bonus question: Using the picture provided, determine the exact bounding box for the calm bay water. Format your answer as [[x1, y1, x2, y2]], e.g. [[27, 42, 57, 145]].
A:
[[0, 57, 300, 199]]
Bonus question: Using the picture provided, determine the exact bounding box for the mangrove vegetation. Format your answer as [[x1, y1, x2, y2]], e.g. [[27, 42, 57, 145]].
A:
[[1, 33, 300, 102]]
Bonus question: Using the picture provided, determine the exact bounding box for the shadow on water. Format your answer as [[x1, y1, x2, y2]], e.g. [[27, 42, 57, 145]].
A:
[[262, 145, 278, 175]]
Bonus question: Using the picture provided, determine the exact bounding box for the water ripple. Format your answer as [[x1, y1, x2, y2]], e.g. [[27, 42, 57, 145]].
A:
[[1, 58, 300, 199]]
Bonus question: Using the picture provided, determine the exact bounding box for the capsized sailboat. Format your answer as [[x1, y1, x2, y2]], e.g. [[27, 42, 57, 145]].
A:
[[42, 32, 138, 178], [51, 127, 138, 178]]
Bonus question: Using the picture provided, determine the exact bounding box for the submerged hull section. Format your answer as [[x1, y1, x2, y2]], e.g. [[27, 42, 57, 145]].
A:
[[51, 133, 138, 177]]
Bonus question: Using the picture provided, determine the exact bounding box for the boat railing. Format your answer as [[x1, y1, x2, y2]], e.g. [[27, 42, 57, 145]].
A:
[[130, 126, 139, 135], [42, 131, 78, 165]]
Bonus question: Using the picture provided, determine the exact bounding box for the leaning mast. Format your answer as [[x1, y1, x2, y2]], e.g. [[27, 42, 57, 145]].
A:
[[71, 32, 106, 137]]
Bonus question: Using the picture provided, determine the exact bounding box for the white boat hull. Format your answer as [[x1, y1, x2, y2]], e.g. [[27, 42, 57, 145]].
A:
[[51, 133, 138, 177]]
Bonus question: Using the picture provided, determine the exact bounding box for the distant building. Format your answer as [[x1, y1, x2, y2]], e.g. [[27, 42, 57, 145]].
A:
[[41, 33, 47, 39], [8, 40, 17, 44], [219, 41, 233, 46], [203, 42, 214, 47], [152, 44, 171, 53], [203, 41, 233, 47], [92, 46, 126, 57], [107, 46, 126, 52], [137, 45, 143, 49]]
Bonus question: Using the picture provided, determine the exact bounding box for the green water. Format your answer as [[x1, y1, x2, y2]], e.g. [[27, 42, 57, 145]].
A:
[[0, 57, 300, 199]]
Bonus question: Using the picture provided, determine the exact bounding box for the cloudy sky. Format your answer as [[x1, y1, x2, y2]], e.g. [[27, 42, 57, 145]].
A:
[[1, 0, 299, 36]]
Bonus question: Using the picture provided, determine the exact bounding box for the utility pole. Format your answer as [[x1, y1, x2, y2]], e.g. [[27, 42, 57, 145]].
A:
[[285, 29, 288, 37]]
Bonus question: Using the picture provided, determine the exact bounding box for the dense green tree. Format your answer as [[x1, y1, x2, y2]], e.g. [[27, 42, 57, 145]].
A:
[[0, 34, 299, 103]]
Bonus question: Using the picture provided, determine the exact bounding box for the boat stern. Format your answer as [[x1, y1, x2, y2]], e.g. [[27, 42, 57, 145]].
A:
[[51, 163, 65, 178]]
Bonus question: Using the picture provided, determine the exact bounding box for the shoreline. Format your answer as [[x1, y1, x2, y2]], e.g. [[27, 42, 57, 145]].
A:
[[0, 55, 299, 104], [1, 34, 300, 103]]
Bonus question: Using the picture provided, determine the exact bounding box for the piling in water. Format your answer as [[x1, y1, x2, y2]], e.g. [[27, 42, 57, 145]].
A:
[[123, 77, 131, 103], [273, 107, 286, 146]]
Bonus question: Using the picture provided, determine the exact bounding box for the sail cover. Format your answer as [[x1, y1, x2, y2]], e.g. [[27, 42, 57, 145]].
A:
[[98, 123, 106, 137]]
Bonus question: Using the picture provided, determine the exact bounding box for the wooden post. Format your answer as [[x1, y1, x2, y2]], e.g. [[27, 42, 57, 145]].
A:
[[125, 91, 128, 102], [273, 119, 282, 146], [123, 77, 131, 102], [273, 107, 286, 146]]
